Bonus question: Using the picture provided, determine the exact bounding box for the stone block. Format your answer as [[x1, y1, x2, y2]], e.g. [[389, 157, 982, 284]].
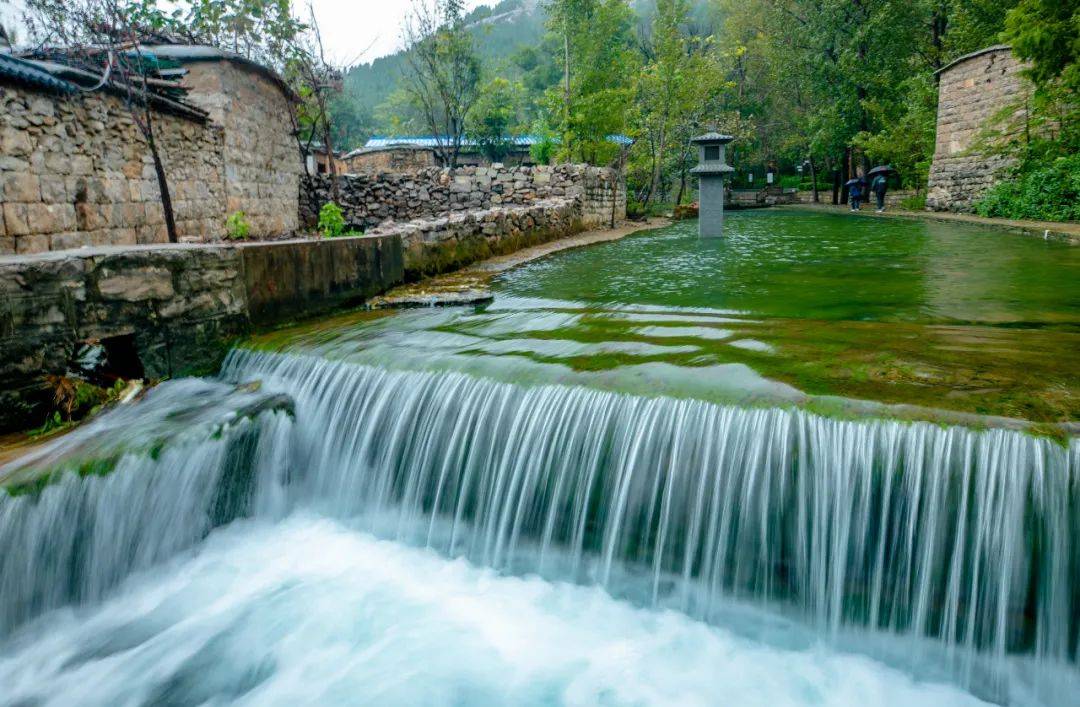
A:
[[1, 173, 41, 203], [3, 204, 30, 236], [49, 232, 89, 251], [97, 267, 175, 301], [25, 203, 77, 234], [15, 234, 49, 254]]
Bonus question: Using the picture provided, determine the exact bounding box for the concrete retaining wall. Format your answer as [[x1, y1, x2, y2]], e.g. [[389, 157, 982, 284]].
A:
[[0, 235, 401, 432]]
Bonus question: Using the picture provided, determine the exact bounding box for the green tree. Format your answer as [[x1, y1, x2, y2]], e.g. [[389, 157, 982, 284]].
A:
[[467, 78, 525, 162], [402, 0, 483, 168], [545, 0, 637, 164]]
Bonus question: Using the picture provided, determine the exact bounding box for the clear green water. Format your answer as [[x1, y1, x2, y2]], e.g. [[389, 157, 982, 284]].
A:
[[250, 210, 1080, 424], [499, 210, 1080, 326]]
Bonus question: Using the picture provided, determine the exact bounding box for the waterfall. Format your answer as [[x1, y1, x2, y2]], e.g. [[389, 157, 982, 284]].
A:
[[0, 381, 294, 636], [1, 348, 1076, 703], [222, 350, 1079, 701]]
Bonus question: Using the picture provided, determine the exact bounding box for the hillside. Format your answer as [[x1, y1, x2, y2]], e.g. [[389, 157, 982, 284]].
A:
[[341, 0, 546, 131]]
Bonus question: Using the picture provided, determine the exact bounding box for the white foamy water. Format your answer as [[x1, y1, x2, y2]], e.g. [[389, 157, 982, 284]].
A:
[[0, 514, 992, 707]]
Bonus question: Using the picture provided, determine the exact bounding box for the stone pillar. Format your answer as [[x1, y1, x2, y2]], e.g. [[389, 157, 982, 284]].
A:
[[689, 132, 735, 238]]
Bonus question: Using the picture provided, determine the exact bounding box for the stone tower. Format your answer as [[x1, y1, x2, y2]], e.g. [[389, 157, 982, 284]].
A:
[[690, 132, 735, 237]]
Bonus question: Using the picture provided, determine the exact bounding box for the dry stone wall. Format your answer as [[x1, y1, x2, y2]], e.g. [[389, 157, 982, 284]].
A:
[[927, 46, 1030, 212], [0, 86, 226, 255], [300, 164, 626, 233]]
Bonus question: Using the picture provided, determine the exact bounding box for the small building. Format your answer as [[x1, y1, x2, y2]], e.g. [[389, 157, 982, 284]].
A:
[[342, 135, 634, 173], [342, 143, 439, 174], [304, 143, 348, 176], [926, 45, 1030, 213], [690, 132, 735, 237], [0, 44, 303, 254]]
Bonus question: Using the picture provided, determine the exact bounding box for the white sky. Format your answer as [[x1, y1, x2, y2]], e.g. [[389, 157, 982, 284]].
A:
[[1, 1, 500, 66], [310, 0, 499, 66]]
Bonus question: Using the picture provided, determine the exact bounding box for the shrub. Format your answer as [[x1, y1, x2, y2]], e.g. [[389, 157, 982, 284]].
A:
[[898, 193, 927, 211], [225, 211, 250, 240], [626, 199, 647, 220], [530, 135, 556, 166], [975, 154, 1080, 222], [318, 202, 346, 238]]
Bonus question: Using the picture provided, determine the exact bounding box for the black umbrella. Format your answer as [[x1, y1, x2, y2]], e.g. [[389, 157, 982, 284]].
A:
[[844, 178, 865, 187], [867, 165, 894, 177]]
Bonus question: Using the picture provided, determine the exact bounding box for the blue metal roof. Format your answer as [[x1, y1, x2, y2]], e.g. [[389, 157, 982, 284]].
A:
[[0, 54, 78, 94], [364, 134, 633, 149]]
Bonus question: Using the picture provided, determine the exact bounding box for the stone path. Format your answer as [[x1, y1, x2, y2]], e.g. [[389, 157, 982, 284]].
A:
[[368, 218, 669, 308], [781, 203, 1080, 243]]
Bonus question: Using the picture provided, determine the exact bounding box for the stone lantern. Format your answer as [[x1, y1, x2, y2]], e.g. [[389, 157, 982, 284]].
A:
[[690, 132, 735, 237]]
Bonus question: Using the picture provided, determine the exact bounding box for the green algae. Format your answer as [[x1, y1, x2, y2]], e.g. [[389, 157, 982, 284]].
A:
[[231, 210, 1077, 433]]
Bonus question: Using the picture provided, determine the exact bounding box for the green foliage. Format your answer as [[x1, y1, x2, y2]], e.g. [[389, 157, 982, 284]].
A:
[[318, 202, 346, 238], [29, 412, 66, 439], [975, 153, 1080, 222], [546, 0, 637, 164], [626, 199, 648, 220], [467, 78, 525, 162], [1003, 0, 1080, 93], [899, 193, 928, 211], [400, 0, 483, 167], [530, 132, 557, 165], [853, 74, 937, 191], [225, 211, 251, 240]]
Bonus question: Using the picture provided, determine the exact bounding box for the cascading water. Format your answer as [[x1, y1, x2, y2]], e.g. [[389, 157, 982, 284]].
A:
[[218, 351, 1079, 698], [0, 350, 1076, 705]]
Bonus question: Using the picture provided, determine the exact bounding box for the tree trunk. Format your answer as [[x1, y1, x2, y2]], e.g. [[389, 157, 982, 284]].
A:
[[322, 117, 340, 204], [563, 27, 571, 162], [675, 147, 689, 206], [144, 117, 177, 244], [840, 148, 851, 204], [809, 155, 819, 203]]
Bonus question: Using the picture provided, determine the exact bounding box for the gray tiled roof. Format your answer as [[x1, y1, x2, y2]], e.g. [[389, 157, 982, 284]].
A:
[[690, 132, 734, 144]]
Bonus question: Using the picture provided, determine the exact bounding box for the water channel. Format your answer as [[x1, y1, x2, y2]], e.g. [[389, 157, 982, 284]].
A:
[[1, 211, 1077, 706]]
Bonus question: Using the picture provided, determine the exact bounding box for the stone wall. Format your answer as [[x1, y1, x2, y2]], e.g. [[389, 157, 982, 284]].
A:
[[1, 54, 303, 255], [1, 86, 226, 255], [927, 46, 1030, 213], [300, 164, 626, 233], [344, 147, 438, 174], [181, 61, 301, 236], [0, 235, 402, 432], [369, 198, 583, 279]]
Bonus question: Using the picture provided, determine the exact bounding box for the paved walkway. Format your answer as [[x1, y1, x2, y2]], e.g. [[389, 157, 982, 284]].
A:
[[781, 203, 1080, 243]]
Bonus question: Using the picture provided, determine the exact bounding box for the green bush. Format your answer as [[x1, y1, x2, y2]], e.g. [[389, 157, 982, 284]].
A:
[[225, 211, 250, 240], [975, 154, 1080, 222], [530, 135, 556, 166], [318, 202, 346, 238], [626, 199, 647, 220], [898, 193, 927, 211]]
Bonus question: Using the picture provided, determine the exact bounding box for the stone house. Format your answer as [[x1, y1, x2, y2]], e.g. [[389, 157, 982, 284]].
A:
[[926, 45, 1031, 212], [342, 144, 439, 174], [0, 45, 302, 255]]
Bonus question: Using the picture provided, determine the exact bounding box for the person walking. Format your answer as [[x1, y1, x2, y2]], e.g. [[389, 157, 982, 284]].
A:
[[871, 173, 888, 212], [849, 178, 863, 211]]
